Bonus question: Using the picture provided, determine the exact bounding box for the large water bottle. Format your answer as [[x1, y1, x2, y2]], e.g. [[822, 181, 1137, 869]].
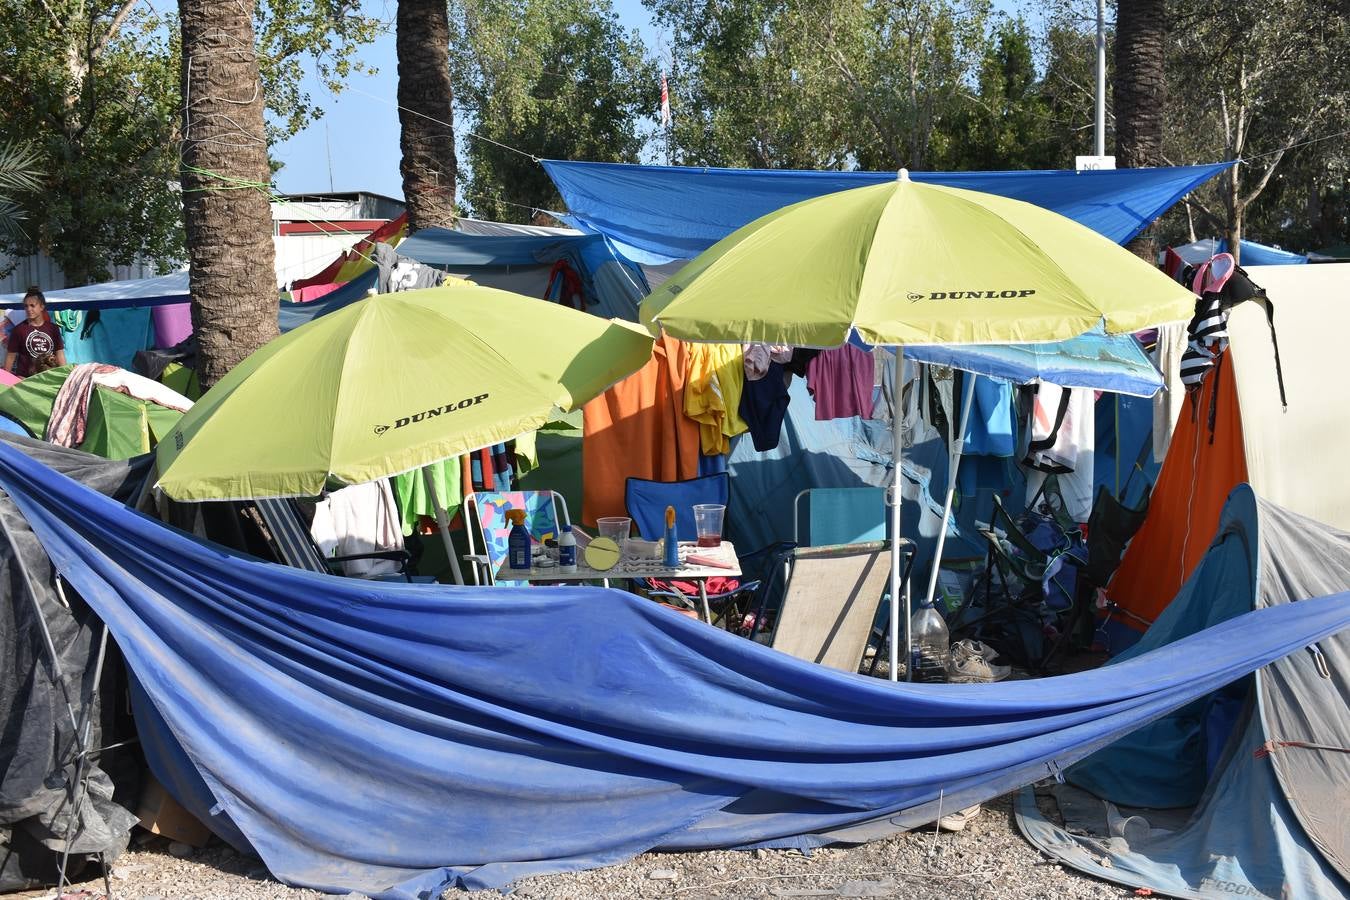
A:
[[909, 602, 951, 683]]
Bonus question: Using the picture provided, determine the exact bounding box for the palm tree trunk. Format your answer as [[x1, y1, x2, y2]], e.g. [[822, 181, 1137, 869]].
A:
[[397, 0, 458, 232], [178, 0, 278, 388], [1114, 0, 1167, 260]]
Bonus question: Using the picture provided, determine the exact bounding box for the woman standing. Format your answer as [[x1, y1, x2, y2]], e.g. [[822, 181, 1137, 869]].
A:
[[5, 288, 66, 376]]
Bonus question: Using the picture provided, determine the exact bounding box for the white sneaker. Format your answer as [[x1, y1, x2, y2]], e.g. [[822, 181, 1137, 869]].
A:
[[947, 642, 1011, 683], [936, 805, 982, 832]]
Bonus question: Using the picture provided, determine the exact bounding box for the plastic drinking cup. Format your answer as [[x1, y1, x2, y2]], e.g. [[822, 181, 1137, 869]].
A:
[[693, 504, 725, 548], [596, 517, 631, 557]]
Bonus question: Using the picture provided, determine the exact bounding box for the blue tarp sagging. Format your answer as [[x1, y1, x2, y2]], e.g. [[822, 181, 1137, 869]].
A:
[[542, 161, 1234, 263], [0, 441, 1345, 898]]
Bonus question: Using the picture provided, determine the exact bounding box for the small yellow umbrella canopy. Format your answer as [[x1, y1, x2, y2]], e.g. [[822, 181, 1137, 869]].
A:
[[640, 172, 1196, 346], [155, 284, 654, 501]]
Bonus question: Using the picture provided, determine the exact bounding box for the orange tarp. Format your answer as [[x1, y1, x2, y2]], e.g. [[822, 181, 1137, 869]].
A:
[[581, 333, 700, 525], [1107, 350, 1248, 626]]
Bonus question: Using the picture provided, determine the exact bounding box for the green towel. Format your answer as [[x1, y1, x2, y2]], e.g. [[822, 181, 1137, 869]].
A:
[[393, 459, 462, 536]]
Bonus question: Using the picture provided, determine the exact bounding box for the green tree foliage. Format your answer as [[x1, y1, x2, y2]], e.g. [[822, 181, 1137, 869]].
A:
[[945, 17, 1065, 171], [0, 1, 378, 287], [1163, 0, 1350, 254], [648, 1, 1095, 172], [448, 0, 655, 222], [0, 142, 45, 242]]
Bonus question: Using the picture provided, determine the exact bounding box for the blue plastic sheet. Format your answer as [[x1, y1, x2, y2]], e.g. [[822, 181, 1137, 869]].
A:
[[0, 441, 1345, 898], [906, 329, 1162, 398], [542, 161, 1233, 264]]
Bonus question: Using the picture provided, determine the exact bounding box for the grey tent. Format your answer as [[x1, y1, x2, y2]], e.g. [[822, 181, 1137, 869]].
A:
[[1017, 484, 1350, 898], [0, 434, 152, 890]]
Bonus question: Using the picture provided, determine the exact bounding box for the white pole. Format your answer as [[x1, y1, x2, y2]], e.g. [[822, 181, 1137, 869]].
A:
[[923, 374, 976, 610], [889, 347, 905, 682], [422, 465, 465, 585], [1094, 0, 1107, 157]]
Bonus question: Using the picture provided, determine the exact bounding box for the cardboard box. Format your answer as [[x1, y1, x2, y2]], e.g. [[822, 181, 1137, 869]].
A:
[[136, 774, 212, 847]]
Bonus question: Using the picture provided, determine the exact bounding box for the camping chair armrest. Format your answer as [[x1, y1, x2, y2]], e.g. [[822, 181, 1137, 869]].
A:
[[330, 549, 410, 564]]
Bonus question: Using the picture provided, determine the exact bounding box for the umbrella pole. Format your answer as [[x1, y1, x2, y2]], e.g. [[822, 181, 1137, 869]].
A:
[[422, 466, 465, 585], [890, 347, 905, 683], [923, 374, 976, 611]]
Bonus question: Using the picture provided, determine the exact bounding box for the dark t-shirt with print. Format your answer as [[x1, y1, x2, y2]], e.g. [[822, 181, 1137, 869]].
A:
[[7, 320, 64, 377]]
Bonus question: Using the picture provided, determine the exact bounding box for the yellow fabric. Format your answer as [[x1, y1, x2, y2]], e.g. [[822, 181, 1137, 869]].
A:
[[684, 343, 747, 455], [640, 178, 1196, 347]]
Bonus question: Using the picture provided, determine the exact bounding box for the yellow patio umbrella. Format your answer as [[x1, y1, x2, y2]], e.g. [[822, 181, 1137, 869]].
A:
[[638, 172, 1196, 679], [156, 284, 654, 581]]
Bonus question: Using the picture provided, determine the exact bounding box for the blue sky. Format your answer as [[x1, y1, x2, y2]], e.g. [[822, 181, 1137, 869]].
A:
[[271, 0, 659, 200]]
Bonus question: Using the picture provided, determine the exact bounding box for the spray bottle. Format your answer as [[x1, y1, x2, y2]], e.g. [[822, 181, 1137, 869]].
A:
[[663, 505, 680, 568]]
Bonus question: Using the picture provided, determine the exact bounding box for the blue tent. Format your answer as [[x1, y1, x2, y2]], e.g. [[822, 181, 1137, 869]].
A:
[[0, 441, 1345, 898], [1170, 237, 1308, 266], [541, 160, 1233, 264], [1018, 486, 1350, 899]]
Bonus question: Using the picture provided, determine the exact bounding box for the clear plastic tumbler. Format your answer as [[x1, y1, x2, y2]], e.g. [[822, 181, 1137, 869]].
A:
[[693, 504, 725, 548]]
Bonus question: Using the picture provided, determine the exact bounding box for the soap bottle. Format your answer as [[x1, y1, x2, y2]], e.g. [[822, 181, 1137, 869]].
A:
[[663, 505, 680, 568], [507, 509, 532, 570], [558, 524, 577, 573]]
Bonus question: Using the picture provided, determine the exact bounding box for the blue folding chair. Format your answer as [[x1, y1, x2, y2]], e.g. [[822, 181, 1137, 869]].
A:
[[792, 487, 887, 546], [623, 473, 759, 628], [625, 473, 729, 542]]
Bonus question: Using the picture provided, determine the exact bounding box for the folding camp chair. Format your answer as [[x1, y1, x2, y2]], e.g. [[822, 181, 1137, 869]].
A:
[[954, 494, 1082, 670], [792, 487, 887, 546], [462, 490, 572, 585], [252, 497, 417, 581], [746, 542, 895, 672], [1047, 485, 1153, 663], [624, 473, 759, 627]]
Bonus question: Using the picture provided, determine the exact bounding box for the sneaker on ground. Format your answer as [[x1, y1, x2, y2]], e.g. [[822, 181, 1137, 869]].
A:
[[953, 638, 1000, 664], [936, 804, 982, 832], [947, 642, 1011, 683]]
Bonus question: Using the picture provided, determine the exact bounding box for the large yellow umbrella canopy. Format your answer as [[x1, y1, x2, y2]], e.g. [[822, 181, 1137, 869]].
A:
[[156, 284, 654, 501], [640, 172, 1196, 346], [638, 173, 1195, 680]]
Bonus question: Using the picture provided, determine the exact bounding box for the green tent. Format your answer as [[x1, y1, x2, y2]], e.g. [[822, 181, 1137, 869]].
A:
[[0, 365, 185, 459]]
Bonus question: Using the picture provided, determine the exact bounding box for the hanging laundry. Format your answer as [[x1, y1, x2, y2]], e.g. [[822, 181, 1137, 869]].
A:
[[783, 348, 820, 378], [310, 479, 405, 577], [962, 375, 1017, 458], [737, 363, 791, 452], [805, 344, 874, 420], [1023, 383, 1095, 522], [582, 332, 700, 523], [742, 343, 792, 381], [372, 242, 446, 293], [684, 343, 747, 455], [393, 458, 462, 537], [1152, 322, 1186, 463]]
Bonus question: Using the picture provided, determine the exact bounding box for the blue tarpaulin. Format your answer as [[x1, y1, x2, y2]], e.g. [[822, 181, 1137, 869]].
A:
[[541, 161, 1233, 264], [905, 328, 1162, 398], [0, 441, 1345, 898]]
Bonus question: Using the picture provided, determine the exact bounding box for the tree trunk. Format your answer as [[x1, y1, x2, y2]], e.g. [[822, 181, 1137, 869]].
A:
[[397, 0, 458, 232], [178, 0, 279, 389], [1114, 0, 1167, 261]]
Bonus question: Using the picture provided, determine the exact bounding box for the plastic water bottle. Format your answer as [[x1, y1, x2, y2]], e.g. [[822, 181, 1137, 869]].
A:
[[558, 524, 577, 573], [909, 602, 951, 683], [507, 509, 532, 570]]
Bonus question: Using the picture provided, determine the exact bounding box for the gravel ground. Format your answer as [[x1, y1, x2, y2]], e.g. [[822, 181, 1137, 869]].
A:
[[17, 795, 1130, 900]]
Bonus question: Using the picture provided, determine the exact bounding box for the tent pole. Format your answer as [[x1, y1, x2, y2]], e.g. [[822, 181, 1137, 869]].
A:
[[422, 466, 465, 585], [923, 374, 977, 611], [890, 347, 905, 683]]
